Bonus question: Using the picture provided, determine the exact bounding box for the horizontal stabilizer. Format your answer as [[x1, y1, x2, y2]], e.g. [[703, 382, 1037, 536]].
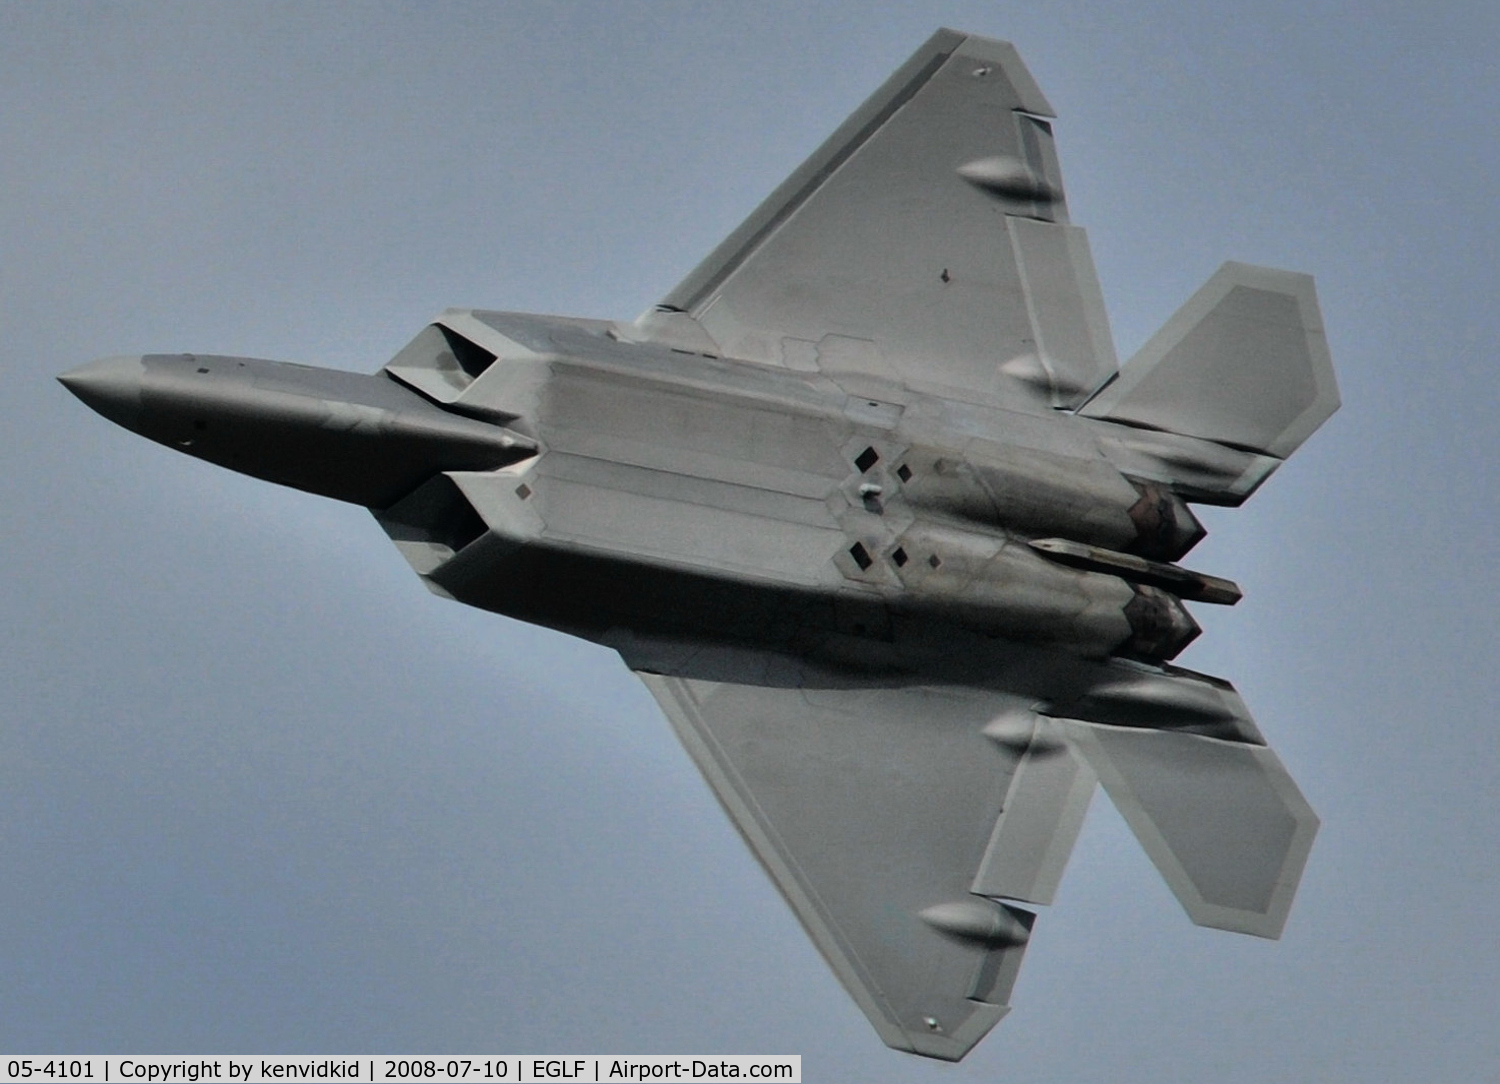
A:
[[1081, 262, 1338, 458], [1054, 720, 1318, 938]]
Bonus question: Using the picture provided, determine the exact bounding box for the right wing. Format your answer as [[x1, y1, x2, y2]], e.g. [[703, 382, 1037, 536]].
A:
[[627, 30, 1119, 412], [629, 652, 1096, 1061]]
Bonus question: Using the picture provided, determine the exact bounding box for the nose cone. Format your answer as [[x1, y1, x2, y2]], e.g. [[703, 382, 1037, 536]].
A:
[[58, 355, 146, 432]]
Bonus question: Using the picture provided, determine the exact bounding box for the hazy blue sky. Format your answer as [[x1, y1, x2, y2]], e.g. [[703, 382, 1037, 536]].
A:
[[4, 2, 1499, 1080]]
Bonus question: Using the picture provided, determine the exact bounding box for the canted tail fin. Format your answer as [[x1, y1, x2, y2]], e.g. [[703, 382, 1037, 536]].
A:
[[1080, 262, 1339, 460]]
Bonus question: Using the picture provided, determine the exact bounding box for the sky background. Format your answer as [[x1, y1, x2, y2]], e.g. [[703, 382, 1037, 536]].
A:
[[3, 2, 1498, 1079]]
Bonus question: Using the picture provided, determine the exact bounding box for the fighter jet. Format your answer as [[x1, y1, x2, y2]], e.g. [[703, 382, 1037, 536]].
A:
[[60, 30, 1337, 1061]]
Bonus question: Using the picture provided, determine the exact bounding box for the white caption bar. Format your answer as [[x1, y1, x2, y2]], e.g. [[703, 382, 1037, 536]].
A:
[[0, 1059, 800, 1084]]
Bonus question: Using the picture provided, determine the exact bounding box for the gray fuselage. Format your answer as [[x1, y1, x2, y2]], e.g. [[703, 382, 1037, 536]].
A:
[[61, 309, 1262, 701], [371, 311, 1220, 672]]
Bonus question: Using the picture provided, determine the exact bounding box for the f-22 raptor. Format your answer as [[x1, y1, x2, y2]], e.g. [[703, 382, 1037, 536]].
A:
[[61, 30, 1337, 1061]]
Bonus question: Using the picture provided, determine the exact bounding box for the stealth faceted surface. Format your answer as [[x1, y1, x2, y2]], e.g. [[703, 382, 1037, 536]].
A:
[[14, 4, 1500, 1081], [53, 30, 1336, 1062]]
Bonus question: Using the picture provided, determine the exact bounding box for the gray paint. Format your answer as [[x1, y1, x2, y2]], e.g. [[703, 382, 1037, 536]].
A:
[[656, 31, 1109, 409], [55, 31, 1337, 1062], [32, 11, 1497, 1079], [641, 673, 1025, 1061], [972, 717, 1097, 905], [1060, 722, 1318, 938], [1081, 262, 1339, 458]]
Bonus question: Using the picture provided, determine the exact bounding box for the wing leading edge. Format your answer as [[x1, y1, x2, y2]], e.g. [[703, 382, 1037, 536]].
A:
[[626, 30, 1118, 412]]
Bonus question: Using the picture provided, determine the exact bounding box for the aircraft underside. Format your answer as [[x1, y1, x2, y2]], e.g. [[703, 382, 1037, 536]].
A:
[[60, 29, 1337, 1060]]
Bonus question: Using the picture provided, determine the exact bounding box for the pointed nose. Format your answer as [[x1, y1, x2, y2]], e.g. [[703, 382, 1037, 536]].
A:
[[58, 355, 146, 431]]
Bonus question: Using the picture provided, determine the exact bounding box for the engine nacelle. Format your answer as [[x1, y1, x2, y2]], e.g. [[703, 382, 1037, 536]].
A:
[[895, 443, 1205, 561]]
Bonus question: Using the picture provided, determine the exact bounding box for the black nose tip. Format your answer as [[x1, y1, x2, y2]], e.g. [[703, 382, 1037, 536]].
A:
[[58, 355, 146, 431]]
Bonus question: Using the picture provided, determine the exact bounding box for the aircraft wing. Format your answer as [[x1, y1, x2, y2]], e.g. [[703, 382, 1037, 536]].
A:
[[629, 653, 1097, 1061], [630, 30, 1118, 411]]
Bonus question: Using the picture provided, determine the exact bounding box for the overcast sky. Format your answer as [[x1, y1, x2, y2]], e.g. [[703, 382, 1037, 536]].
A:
[[4, 2, 1499, 1079]]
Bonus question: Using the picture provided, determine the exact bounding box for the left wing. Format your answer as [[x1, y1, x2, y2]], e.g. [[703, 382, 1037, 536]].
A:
[[629, 652, 1095, 1061]]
